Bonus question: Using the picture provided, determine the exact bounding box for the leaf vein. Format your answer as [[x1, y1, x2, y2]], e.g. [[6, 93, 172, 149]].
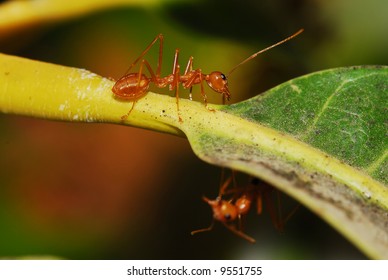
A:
[[299, 73, 379, 140], [366, 149, 388, 174]]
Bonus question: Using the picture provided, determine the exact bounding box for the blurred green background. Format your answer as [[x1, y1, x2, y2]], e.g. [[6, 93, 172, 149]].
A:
[[0, 0, 387, 259]]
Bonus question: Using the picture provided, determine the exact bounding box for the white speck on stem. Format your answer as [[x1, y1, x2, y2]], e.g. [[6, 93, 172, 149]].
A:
[[58, 100, 69, 111], [78, 69, 98, 80], [363, 191, 372, 199]]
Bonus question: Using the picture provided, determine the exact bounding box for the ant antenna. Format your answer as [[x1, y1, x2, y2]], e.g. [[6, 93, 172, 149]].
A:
[[227, 28, 304, 77]]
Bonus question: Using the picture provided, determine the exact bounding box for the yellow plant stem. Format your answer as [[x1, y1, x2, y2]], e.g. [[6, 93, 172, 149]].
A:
[[0, 0, 158, 37]]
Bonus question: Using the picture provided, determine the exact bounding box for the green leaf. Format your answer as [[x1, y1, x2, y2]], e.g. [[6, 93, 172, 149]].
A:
[[225, 66, 387, 184], [187, 66, 388, 259], [0, 53, 387, 259]]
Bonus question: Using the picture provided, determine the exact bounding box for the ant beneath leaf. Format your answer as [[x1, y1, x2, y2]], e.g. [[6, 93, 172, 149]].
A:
[[112, 29, 304, 122], [191, 171, 298, 243]]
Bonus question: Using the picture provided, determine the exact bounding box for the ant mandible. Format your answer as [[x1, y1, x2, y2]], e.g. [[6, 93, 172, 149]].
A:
[[191, 172, 297, 243], [112, 29, 304, 121]]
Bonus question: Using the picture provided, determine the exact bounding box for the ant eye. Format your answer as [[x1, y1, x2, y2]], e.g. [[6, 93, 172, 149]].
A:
[[220, 74, 226, 80], [224, 213, 231, 220]]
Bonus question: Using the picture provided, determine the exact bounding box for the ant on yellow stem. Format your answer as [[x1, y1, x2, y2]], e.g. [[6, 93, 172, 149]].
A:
[[191, 172, 298, 243], [112, 29, 304, 121]]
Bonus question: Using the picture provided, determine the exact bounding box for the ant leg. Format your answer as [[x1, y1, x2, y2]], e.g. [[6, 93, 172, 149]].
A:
[[217, 168, 237, 195], [218, 175, 233, 197], [223, 223, 256, 243], [121, 59, 147, 120], [263, 189, 285, 232], [282, 204, 300, 226], [194, 211, 255, 243], [219, 168, 226, 192], [184, 57, 194, 100], [121, 101, 137, 120], [184, 56, 194, 75], [171, 49, 182, 122], [181, 69, 213, 111], [198, 71, 208, 107], [249, 178, 283, 231], [191, 220, 215, 236], [256, 191, 263, 215], [184, 70, 210, 108], [142, 59, 158, 83], [175, 66, 183, 122], [198, 72, 216, 112], [237, 213, 248, 233], [125, 34, 164, 76], [265, 189, 300, 231], [231, 170, 238, 188]]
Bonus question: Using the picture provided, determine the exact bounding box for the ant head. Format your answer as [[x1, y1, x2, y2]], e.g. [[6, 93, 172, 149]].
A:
[[205, 71, 231, 101], [203, 196, 237, 223]]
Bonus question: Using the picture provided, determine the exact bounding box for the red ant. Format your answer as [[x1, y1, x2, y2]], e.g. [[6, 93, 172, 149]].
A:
[[191, 172, 298, 243], [112, 29, 304, 121]]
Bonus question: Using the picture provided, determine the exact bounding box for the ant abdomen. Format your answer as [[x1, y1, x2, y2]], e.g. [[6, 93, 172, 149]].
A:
[[112, 73, 151, 100], [235, 194, 253, 216]]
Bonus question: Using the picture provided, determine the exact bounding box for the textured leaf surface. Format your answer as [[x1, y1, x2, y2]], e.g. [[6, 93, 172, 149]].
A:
[[225, 66, 387, 184], [0, 53, 387, 259]]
